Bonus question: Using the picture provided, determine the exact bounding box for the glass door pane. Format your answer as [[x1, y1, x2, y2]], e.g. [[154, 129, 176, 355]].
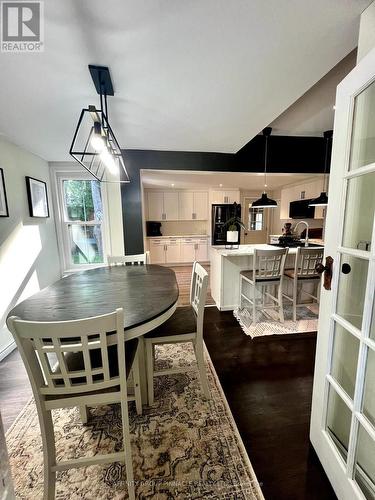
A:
[[363, 348, 375, 428], [342, 171, 375, 251], [354, 425, 375, 499], [326, 386, 352, 462], [336, 255, 369, 329], [350, 80, 375, 171], [330, 323, 360, 399]]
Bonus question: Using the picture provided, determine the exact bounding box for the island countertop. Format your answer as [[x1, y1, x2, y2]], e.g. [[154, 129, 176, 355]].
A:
[[210, 243, 323, 257]]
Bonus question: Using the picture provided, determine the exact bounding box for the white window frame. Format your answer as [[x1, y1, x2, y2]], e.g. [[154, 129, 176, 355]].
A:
[[248, 207, 264, 231], [50, 166, 111, 273]]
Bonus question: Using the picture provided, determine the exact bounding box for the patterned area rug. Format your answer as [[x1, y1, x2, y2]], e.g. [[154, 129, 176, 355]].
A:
[[6, 343, 263, 499], [234, 303, 319, 338]]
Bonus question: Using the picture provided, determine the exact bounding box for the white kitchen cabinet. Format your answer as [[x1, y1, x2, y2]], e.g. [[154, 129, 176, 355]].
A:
[[149, 239, 165, 263], [225, 190, 240, 204], [181, 238, 208, 262], [163, 192, 179, 220], [180, 239, 196, 262], [147, 191, 179, 221], [195, 238, 208, 261], [147, 192, 164, 220], [178, 191, 208, 220], [178, 192, 194, 220], [210, 189, 240, 204], [149, 236, 208, 264], [193, 192, 208, 219], [165, 238, 181, 262]]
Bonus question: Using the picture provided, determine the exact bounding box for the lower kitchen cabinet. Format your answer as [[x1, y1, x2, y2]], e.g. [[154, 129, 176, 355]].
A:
[[149, 237, 208, 264], [180, 238, 208, 263]]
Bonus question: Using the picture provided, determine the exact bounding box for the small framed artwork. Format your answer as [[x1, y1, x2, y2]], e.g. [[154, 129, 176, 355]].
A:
[[26, 176, 50, 218], [0, 168, 9, 217]]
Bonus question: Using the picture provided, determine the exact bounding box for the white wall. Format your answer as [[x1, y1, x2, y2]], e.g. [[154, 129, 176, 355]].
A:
[[357, 1, 375, 62], [0, 137, 61, 359]]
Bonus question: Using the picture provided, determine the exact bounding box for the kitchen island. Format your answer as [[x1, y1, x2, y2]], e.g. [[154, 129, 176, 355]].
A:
[[209, 244, 323, 310]]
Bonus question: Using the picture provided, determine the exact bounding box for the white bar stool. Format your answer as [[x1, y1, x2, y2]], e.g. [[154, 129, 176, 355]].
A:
[[283, 246, 323, 321], [239, 248, 289, 324]]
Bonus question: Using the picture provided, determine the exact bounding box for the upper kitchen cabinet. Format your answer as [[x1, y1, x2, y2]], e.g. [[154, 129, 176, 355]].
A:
[[178, 191, 207, 220], [210, 189, 240, 204], [193, 192, 208, 219], [147, 191, 179, 221], [280, 180, 325, 219], [146, 189, 208, 221]]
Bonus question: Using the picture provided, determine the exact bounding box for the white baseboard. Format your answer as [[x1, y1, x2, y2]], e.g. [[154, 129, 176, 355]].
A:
[[0, 341, 16, 362]]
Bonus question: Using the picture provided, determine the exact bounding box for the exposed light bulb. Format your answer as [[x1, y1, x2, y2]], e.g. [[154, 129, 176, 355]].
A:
[[91, 135, 105, 152], [171, 183, 175, 187], [91, 122, 106, 152], [219, 183, 223, 187], [100, 149, 118, 175], [264, 184, 268, 188], [333, 105, 336, 110]]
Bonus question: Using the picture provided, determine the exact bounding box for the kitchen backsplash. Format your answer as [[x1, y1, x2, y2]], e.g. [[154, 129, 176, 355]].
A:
[[159, 220, 208, 236]]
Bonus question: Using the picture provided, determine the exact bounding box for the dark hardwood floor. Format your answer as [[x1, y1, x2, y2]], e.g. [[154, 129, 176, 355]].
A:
[[203, 307, 336, 500], [0, 298, 336, 499], [0, 347, 32, 431]]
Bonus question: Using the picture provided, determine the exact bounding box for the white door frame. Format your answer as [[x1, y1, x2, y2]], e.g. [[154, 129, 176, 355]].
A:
[[310, 46, 375, 499]]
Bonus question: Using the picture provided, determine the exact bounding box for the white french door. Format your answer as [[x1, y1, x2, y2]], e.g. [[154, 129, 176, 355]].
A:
[[310, 47, 375, 499]]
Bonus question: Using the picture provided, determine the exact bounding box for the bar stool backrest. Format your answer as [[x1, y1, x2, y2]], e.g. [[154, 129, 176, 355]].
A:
[[294, 247, 324, 278], [253, 248, 289, 281]]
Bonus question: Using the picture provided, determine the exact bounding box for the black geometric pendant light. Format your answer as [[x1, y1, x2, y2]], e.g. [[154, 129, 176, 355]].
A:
[[252, 127, 277, 208], [70, 65, 130, 183], [309, 130, 333, 207]]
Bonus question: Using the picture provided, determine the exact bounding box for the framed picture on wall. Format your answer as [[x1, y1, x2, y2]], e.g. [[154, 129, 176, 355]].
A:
[[26, 176, 50, 218], [0, 168, 9, 217]]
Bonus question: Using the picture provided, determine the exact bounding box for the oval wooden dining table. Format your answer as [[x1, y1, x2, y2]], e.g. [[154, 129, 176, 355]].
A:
[[7, 265, 179, 404]]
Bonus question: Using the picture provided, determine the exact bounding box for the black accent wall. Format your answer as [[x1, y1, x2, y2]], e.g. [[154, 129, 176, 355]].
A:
[[121, 134, 331, 254]]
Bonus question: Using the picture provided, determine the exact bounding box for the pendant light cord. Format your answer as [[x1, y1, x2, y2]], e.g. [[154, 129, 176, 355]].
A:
[[264, 134, 268, 193]]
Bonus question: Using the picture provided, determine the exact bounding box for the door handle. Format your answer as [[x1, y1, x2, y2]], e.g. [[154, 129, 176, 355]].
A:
[[315, 256, 333, 290], [341, 263, 351, 274]]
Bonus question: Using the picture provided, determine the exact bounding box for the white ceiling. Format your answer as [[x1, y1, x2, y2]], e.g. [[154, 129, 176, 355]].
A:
[[270, 50, 357, 136], [0, 0, 370, 160], [141, 170, 324, 191]]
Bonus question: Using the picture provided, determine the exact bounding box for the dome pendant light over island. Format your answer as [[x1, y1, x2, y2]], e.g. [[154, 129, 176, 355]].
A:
[[251, 127, 277, 208]]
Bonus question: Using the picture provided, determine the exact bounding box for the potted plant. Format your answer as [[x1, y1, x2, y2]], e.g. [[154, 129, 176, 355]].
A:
[[224, 211, 246, 246]]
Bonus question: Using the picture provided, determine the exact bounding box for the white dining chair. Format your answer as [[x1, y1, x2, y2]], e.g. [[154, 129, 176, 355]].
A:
[[283, 246, 323, 321], [8, 309, 138, 500], [107, 251, 149, 266], [144, 261, 210, 404], [239, 247, 289, 324]]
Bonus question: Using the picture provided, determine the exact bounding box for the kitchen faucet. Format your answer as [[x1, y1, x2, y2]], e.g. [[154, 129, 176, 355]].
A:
[[294, 220, 309, 247]]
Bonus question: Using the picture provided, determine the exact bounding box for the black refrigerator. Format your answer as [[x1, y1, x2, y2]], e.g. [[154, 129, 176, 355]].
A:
[[211, 203, 241, 245]]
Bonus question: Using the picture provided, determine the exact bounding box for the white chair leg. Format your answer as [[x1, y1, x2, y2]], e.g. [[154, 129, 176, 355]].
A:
[[132, 352, 142, 415], [278, 283, 284, 323], [195, 341, 210, 399], [38, 407, 56, 500], [79, 405, 89, 424], [252, 283, 257, 325], [145, 341, 155, 405], [239, 276, 243, 309], [120, 398, 135, 500], [293, 279, 297, 322]]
